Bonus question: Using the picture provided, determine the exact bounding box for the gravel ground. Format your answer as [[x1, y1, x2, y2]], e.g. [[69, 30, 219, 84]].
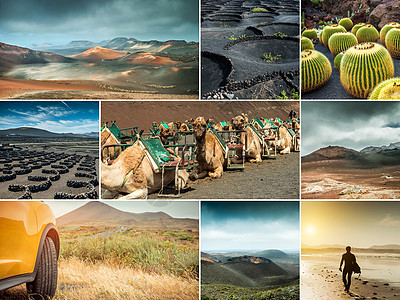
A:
[[303, 42, 400, 100], [149, 152, 300, 199]]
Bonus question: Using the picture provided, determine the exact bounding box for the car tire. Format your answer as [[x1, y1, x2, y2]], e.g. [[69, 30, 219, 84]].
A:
[[27, 236, 58, 299]]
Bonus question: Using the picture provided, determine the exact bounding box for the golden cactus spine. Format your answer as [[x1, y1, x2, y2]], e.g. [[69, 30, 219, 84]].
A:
[[356, 24, 379, 42], [340, 43, 394, 98], [301, 37, 314, 51], [328, 32, 358, 56], [302, 29, 318, 40], [338, 18, 353, 31], [351, 23, 366, 35], [369, 78, 400, 100], [380, 22, 400, 47], [301, 49, 332, 93], [322, 24, 347, 46], [334, 52, 344, 70], [385, 27, 400, 58]]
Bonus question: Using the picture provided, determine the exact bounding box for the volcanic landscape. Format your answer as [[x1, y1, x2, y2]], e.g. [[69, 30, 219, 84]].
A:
[[0, 128, 99, 199], [201, 0, 300, 99], [0, 38, 199, 99], [301, 144, 400, 199]]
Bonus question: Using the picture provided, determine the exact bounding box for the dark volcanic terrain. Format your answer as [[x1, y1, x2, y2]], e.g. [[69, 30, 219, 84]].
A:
[[201, 0, 300, 99]]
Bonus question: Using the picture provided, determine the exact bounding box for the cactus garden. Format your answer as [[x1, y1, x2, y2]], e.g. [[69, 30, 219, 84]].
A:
[[302, 0, 400, 99]]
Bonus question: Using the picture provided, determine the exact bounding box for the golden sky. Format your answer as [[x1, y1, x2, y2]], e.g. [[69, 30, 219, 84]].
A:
[[302, 201, 400, 248]]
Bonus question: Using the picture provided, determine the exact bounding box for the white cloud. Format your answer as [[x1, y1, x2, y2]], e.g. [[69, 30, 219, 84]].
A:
[[379, 214, 400, 227]]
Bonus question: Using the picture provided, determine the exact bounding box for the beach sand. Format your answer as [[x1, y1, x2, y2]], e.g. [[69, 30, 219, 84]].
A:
[[301, 255, 400, 299]]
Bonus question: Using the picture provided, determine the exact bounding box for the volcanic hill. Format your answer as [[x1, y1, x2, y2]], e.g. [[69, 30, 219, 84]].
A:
[[56, 201, 198, 230], [71, 47, 127, 61], [0, 42, 73, 74]]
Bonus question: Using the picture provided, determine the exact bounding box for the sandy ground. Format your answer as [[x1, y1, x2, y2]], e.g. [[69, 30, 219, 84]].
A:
[[302, 255, 400, 300], [0, 78, 198, 99], [303, 43, 400, 100], [154, 152, 300, 199], [0, 141, 99, 199], [301, 160, 400, 199]]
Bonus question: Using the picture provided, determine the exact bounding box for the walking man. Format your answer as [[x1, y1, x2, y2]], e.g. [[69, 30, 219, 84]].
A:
[[339, 246, 357, 293]]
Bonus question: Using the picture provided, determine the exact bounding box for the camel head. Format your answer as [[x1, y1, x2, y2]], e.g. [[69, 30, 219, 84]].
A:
[[174, 121, 182, 130], [193, 117, 208, 140], [158, 125, 173, 144], [231, 113, 248, 130]]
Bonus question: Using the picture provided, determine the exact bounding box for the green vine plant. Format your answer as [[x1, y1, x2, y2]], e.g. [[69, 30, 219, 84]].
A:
[[274, 32, 288, 37], [229, 34, 246, 40], [263, 52, 282, 62], [251, 7, 269, 13], [277, 89, 300, 99]]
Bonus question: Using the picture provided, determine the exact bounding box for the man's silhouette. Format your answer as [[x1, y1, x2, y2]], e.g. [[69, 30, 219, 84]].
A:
[[339, 246, 356, 292]]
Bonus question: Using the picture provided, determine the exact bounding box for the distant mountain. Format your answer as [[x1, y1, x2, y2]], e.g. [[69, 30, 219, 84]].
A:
[[361, 142, 400, 153], [369, 244, 400, 250], [100, 37, 138, 49], [0, 127, 98, 139], [57, 201, 172, 226], [65, 40, 98, 48], [0, 42, 73, 75], [71, 46, 127, 61], [252, 249, 290, 260], [56, 201, 198, 230], [302, 146, 361, 162]]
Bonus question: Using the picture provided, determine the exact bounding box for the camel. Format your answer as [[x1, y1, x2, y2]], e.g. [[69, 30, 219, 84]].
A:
[[275, 124, 295, 154], [101, 126, 121, 162], [189, 117, 226, 180], [231, 114, 264, 163], [101, 142, 189, 199]]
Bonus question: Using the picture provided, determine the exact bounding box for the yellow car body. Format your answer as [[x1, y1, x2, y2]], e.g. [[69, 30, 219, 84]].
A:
[[0, 201, 59, 294]]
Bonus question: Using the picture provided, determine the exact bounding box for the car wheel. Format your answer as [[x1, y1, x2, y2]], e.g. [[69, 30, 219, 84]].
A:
[[27, 236, 58, 299]]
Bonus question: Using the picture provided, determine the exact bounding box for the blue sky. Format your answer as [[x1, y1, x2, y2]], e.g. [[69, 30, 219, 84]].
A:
[[0, 0, 199, 47], [0, 101, 99, 134], [201, 201, 299, 252]]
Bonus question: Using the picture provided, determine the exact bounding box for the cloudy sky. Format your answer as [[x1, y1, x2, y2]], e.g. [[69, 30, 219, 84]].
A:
[[302, 201, 400, 248], [201, 201, 299, 252], [0, 0, 199, 47], [301, 101, 400, 155], [45, 200, 199, 218], [0, 101, 98, 134]]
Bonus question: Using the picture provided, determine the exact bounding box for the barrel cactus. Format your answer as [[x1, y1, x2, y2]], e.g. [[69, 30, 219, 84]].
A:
[[319, 30, 324, 45], [302, 29, 318, 40], [338, 18, 353, 31], [351, 23, 366, 35], [340, 42, 394, 98], [334, 52, 344, 70], [356, 24, 379, 42], [301, 36, 314, 51], [322, 24, 347, 46], [369, 78, 400, 100], [328, 32, 358, 56], [301, 49, 332, 93], [385, 27, 400, 58], [380, 22, 400, 47]]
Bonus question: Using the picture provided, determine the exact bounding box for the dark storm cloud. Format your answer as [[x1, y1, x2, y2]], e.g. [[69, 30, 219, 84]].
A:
[[301, 101, 400, 155], [201, 202, 299, 251], [0, 0, 199, 46]]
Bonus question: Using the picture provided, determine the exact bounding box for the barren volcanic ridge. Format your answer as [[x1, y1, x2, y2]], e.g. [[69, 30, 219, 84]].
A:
[[201, 0, 299, 99], [301, 144, 400, 199], [57, 201, 198, 230], [0, 38, 199, 99]]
